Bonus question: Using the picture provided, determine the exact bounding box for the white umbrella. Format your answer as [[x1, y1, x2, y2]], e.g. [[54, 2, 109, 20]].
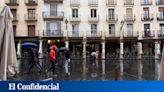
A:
[[0, 6, 17, 80]]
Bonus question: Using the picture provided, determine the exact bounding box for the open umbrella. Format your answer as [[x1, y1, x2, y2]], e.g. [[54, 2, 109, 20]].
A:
[[21, 42, 38, 49]]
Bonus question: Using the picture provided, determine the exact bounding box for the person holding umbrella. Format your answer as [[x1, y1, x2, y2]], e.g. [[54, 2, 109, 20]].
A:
[[21, 42, 42, 74]]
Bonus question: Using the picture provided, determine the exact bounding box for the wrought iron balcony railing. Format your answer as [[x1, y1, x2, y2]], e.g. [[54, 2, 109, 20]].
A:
[[141, 13, 154, 21], [106, 0, 116, 6], [24, 14, 38, 22], [5, 0, 19, 6], [106, 14, 118, 23], [43, 30, 63, 37], [124, 15, 136, 22], [43, 11, 64, 20], [141, 0, 152, 5], [86, 30, 102, 37], [25, 0, 38, 6], [157, 13, 164, 21], [142, 30, 155, 38]]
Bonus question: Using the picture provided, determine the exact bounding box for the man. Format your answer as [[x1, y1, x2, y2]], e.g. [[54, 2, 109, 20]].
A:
[[28, 48, 42, 74], [64, 50, 70, 77]]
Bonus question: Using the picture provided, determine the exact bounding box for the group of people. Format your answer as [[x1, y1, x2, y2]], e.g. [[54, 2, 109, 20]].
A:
[[25, 44, 70, 78]]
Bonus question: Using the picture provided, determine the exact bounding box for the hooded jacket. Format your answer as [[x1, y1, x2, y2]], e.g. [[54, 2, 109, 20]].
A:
[[49, 46, 57, 62]]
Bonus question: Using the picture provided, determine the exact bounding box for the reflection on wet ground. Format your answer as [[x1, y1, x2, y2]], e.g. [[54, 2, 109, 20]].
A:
[[9, 55, 156, 81]]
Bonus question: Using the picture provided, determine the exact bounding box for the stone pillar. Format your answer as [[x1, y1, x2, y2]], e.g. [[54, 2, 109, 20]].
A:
[[65, 41, 69, 48], [155, 41, 160, 79], [120, 41, 124, 80], [82, 41, 87, 80], [102, 41, 105, 75], [138, 41, 143, 80], [17, 41, 21, 58], [39, 40, 43, 58]]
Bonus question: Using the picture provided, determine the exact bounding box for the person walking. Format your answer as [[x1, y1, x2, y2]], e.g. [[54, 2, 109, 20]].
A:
[[28, 48, 42, 74], [64, 49, 70, 77], [47, 45, 57, 78]]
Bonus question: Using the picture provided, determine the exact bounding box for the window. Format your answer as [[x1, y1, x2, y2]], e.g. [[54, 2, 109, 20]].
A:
[[11, 9, 17, 19], [72, 24, 79, 35], [47, 22, 61, 35], [28, 9, 35, 18], [109, 24, 115, 34], [72, 9, 78, 18], [10, 0, 17, 3], [127, 24, 133, 36], [144, 24, 150, 37], [160, 24, 164, 36], [28, 25, 35, 36], [158, 7, 164, 19], [157, 0, 164, 4], [13, 25, 16, 36], [126, 8, 133, 19], [91, 9, 97, 18], [143, 7, 149, 18], [50, 4, 57, 16], [91, 24, 97, 34], [108, 9, 114, 19]]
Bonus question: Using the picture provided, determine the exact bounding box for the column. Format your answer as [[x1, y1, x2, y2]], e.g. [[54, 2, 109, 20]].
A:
[[38, 40, 43, 58], [17, 41, 21, 58], [138, 41, 143, 80], [101, 41, 105, 75], [120, 41, 124, 80], [65, 41, 69, 48], [155, 41, 160, 79], [82, 41, 86, 80]]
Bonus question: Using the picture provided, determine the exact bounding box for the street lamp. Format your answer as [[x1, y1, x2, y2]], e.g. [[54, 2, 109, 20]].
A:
[[65, 19, 68, 30], [120, 20, 124, 40]]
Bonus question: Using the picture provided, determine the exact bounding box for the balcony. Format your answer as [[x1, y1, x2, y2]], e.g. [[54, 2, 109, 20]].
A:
[[42, 11, 64, 21], [69, 16, 81, 23], [123, 30, 138, 38], [86, 30, 102, 37], [141, 0, 152, 5], [106, 14, 118, 23], [43, 30, 63, 37], [124, 0, 134, 6], [158, 30, 164, 37], [105, 30, 120, 38], [141, 14, 154, 21], [88, 15, 99, 23], [25, 0, 38, 6], [88, 0, 98, 7], [106, 0, 116, 7], [28, 30, 40, 37], [157, 13, 164, 21], [12, 14, 19, 22], [156, 0, 164, 5], [124, 15, 136, 22], [70, 0, 80, 7], [5, 0, 19, 6], [24, 14, 37, 22], [44, 0, 63, 3], [68, 31, 83, 37], [142, 30, 155, 38]]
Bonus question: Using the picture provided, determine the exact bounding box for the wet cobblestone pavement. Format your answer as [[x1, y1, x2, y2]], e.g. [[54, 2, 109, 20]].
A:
[[8, 55, 157, 81]]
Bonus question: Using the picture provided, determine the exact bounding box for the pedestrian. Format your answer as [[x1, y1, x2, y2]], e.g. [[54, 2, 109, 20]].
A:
[[47, 45, 58, 77], [64, 49, 70, 77], [28, 48, 42, 74]]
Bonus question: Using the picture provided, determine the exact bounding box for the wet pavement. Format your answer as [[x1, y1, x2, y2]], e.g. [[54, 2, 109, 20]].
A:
[[8, 54, 157, 81]]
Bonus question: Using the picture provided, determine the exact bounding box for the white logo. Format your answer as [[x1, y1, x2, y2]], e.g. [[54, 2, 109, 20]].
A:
[[8, 83, 16, 90]]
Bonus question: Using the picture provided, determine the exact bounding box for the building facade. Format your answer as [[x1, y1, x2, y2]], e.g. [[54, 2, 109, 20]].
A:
[[5, 0, 164, 79]]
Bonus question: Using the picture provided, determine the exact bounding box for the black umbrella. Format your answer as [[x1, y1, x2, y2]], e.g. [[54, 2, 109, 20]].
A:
[[59, 47, 69, 52], [21, 42, 38, 49]]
